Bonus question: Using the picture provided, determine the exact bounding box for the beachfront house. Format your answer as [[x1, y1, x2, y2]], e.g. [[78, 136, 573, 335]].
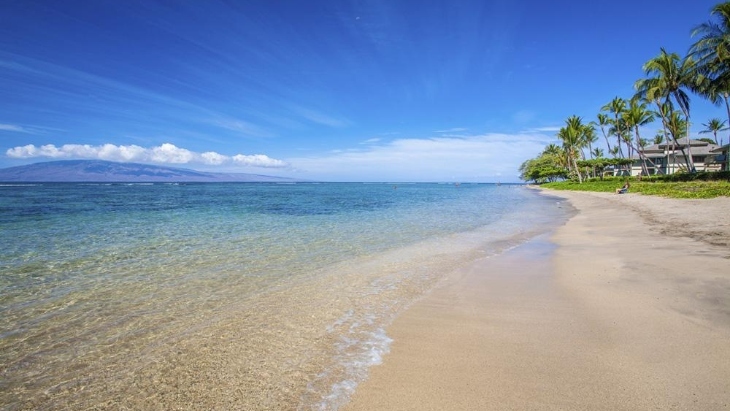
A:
[[711, 144, 729, 172], [628, 138, 722, 176]]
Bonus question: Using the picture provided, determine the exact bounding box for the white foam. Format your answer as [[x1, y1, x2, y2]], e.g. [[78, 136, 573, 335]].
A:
[[310, 327, 393, 411]]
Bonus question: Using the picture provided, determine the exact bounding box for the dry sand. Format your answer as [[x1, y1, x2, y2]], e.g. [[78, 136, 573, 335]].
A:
[[344, 191, 730, 410]]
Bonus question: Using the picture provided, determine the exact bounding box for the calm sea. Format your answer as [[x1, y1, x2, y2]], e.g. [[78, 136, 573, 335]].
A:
[[0, 182, 570, 410]]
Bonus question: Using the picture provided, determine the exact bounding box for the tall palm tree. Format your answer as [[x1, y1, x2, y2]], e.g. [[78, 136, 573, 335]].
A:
[[665, 110, 689, 173], [601, 97, 627, 158], [690, 2, 730, 126], [558, 115, 587, 183], [595, 113, 613, 153], [635, 49, 700, 170], [699, 118, 728, 144], [591, 147, 604, 158], [635, 84, 673, 168], [623, 98, 656, 175]]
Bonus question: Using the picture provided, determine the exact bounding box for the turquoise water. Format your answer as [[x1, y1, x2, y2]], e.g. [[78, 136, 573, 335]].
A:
[[0, 183, 570, 410]]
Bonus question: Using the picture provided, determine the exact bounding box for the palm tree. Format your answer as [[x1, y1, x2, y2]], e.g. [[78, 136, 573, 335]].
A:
[[690, 2, 730, 126], [654, 131, 666, 145], [583, 123, 598, 159], [635, 83, 673, 168], [592, 147, 604, 158], [595, 113, 613, 153], [699, 118, 728, 144], [542, 143, 568, 171], [623, 98, 656, 175], [609, 146, 620, 158], [601, 97, 627, 158], [558, 116, 587, 183], [665, 110, 689, 173], [635, 49, 700, 170], [543, 143, 562, 156]]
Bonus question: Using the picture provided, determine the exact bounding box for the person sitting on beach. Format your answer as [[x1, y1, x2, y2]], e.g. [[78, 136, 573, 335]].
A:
[[615, 181, 630, 194]]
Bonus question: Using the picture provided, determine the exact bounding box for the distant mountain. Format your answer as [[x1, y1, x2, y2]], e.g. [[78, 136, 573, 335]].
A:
[[0, 160, 300, 183]]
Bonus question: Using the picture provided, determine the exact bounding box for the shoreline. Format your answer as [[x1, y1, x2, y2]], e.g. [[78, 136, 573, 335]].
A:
[[343, 191, 730, 410]]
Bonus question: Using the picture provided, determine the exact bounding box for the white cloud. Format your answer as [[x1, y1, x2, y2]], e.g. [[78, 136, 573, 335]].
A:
[[150, 143, 194, 163], [6, 143, 289, 169], [232, 154, 288, 168], [287, 132, 554, 182], [201, 151, 228, 165]]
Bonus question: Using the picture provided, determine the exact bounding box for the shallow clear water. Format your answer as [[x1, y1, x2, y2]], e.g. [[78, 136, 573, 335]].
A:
[[0, 183, 570, 410]]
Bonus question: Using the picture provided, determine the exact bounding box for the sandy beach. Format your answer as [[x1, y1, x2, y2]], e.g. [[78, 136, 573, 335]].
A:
[[344, 190, 730, 410]]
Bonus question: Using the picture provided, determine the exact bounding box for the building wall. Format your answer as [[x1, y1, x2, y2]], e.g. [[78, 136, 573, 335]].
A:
[[629, 154, 722, 176]]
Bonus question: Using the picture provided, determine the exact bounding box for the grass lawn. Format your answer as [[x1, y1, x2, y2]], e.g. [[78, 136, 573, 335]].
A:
[[542, 179, 730, 199]]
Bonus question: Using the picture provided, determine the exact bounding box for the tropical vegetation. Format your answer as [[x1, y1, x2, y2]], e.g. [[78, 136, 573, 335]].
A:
[[519, 1, 730, 195]]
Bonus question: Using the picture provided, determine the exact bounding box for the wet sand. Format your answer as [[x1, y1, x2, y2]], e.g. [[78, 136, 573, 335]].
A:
[[344, 191, 730, 410]]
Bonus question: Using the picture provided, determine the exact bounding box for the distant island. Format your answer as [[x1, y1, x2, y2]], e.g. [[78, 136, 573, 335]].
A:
[[0, 160, 300, 183]]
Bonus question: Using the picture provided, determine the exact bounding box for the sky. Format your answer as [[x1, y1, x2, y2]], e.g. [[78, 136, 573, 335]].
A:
[[0, 0, 724, 182]]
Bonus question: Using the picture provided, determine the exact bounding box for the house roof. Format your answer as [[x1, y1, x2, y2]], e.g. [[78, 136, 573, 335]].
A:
[[659, 137, 714, 148], [636, 139, 720, 158], [711, 144, 729, 153]]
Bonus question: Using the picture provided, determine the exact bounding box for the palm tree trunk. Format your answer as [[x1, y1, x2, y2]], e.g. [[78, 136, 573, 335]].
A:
[[653, 100, 670, 175], [599, 127, 612, 153], [722, 93, 730, 146], [572, 155, 583, 183], [673, 92, 695, 171], [724, 93, 730, 130], [633, 126, 656, 175], [658, 99, 690, 173]]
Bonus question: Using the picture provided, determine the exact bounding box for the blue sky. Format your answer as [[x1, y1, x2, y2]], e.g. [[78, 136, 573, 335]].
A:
[[0, 0, 724, 182]]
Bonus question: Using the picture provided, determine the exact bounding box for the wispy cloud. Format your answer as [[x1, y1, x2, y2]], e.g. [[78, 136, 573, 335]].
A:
[[288, 132, 554, 182], [290, 106, 351, 128], [0, 123, 31, 133], [209, 118, 274, 138], [6, 143, 288, 168], [523, 126, 561, 133], [360, 138, 381, 144], [434, 127, 467, 133]]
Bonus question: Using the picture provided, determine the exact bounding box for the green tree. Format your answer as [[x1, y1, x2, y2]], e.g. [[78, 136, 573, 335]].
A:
[[635, 49, 699, 170], [583, 123, 598, 159], [601, 97, 627, 158], [690, 2, 730, 126], [595, 113, 613, 153], [699, 118, 728, 144], [519, 154, 567, 183], [623, 98, 656, 175], [665, 109, 689, 173], [609, 146, 620, 158], [558, 116, 589, 183]]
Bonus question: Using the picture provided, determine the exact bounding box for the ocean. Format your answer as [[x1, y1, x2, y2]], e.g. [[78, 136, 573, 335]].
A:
[[0, 182, 570, 410]]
